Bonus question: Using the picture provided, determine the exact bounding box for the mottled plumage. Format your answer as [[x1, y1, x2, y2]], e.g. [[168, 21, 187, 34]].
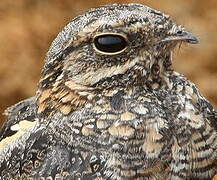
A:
[[0, 4, 217, 180]]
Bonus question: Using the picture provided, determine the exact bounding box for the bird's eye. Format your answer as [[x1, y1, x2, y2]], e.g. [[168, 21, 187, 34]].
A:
[[176, 30, 183, 36], [93, 34, 127, 54]]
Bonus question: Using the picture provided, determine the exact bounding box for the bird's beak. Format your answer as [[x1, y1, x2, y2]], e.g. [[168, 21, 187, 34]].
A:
[[161, 31, 199, 44]]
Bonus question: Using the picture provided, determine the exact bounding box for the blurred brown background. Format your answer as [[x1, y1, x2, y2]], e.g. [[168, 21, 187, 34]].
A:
[[0, 0, 216, 126]]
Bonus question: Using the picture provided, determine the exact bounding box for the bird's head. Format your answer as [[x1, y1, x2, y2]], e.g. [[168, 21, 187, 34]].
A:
[[37, 4, 198, 116]]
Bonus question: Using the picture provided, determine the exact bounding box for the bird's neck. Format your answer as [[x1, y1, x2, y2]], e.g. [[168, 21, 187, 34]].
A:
[[36, 51, 174, 118]]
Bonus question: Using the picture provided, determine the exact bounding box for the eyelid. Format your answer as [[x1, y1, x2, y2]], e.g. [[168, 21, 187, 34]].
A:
[[93, 33, 128, 41]]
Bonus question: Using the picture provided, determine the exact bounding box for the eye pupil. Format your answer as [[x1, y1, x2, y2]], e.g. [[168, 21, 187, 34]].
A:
[[94, 34, 127, 53]]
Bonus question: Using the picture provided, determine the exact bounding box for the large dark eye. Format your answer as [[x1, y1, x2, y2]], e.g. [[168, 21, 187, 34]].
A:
[[93, 34, 127, 54]]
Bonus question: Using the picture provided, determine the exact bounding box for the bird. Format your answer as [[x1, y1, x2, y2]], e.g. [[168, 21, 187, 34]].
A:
[[0, 3, 217, 180]]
